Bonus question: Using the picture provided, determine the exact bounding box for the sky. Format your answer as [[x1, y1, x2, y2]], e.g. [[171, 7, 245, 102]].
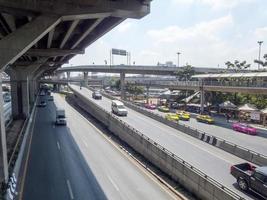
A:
[[66, 0, 267, 69]]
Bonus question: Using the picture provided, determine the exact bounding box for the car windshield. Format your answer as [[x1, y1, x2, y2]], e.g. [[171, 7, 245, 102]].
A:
[[240, 123, 249, 127], [117, 105, 125, 109]]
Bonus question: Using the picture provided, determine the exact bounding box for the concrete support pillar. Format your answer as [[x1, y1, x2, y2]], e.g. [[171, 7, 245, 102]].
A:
[[7, 65, 40, 119], [0, 77, 8, 184], [146, 86, 150, 104], [67, 72, 70, 82], [29, 78, 38, 107], [200, 80, 205, 114], [83, 72, 88, 87], [120, 72, 126, 100], [10, 77, 30, 119]]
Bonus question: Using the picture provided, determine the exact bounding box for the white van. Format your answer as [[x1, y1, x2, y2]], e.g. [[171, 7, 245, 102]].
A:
[[55, 109, 66, 125], [111, 100, 128, 116]]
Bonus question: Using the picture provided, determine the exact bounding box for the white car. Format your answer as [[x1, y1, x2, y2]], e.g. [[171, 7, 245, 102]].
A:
[[111, 100, 128, 116]]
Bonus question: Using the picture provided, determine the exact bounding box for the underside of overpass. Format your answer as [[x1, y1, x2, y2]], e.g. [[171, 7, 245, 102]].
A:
[[0, 0, 151, 185]]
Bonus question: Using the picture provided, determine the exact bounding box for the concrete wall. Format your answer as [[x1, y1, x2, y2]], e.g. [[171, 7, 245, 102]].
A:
[[100, 92, 267, 166], [70, 86, 243, 200]]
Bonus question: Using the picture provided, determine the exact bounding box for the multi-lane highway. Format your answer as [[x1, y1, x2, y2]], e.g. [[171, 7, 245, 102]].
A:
[[152, 109, 267, 155], [22, 93, 177, 200], [70, 84, 261, 200]]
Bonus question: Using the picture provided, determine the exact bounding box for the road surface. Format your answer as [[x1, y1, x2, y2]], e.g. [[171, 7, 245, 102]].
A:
[[70, 84, 261, 200], [22, 93, 177, 200]]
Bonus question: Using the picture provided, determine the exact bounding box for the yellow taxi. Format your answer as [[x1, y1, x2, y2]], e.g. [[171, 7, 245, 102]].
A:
[[196, 114, 214, 124], [176, 110, 190, 121], [165, 113, 179, 121]]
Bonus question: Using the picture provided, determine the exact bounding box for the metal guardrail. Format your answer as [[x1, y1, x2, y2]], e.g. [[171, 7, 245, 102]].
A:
[[128, 80, 267, 89], [5, 99, 37, 200], [72, 86, 246, 200]]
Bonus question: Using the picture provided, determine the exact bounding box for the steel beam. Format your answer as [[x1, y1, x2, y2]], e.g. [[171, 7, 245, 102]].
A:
[[60, 20, 79, 49], [47, 28, 55, 48], [0, 76, 8, 184], [25, 48, 84, 57], [0, 15, 61, 70], [71, 18, 104, 49], [0, 0, 150, 19]]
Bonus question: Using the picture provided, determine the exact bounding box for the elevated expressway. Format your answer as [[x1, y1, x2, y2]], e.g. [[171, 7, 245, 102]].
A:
[[56, 65, 237, 75], [70, 84, 259, 200]]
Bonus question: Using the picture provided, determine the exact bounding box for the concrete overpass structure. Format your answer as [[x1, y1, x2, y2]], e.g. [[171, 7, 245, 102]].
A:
[[0, 0, 151, 186], [129, 80, 267, 94], [56, 64, 236, 75], [56, 65, 241, 100]]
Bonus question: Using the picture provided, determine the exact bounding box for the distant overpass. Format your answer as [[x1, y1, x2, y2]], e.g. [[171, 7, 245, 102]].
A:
[[56, 65, 238, 76], [40, 77, 267, 94], [128, 80, 267, 94]]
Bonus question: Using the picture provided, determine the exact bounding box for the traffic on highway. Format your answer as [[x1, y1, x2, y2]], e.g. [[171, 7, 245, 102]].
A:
[[22, 90, 178, 200], [69, 84, 267, 200], [1, 1, 267, 200]]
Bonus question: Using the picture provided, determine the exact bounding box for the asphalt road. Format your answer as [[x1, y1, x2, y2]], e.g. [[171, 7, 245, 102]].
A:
[[70, 84, 261, 200], [152, 109, 267, 155], [22, 93, 176, 200]]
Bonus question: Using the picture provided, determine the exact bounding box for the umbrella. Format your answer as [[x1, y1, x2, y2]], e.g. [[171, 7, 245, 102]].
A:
[[238, 103, 257, 111]]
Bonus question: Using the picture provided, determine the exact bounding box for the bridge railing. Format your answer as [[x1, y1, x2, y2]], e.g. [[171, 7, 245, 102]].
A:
[[128, 79, 267, 89], [203, 80, 267, 88]]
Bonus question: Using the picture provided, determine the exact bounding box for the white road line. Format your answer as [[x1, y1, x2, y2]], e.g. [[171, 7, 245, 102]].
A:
[[53, 125, 55, 128], [107, 175, 119, 191], [66, 179, 74, 199], [169, 133, 237, 164], [83, 140, 88, 147], [57, 142, 61, 150]]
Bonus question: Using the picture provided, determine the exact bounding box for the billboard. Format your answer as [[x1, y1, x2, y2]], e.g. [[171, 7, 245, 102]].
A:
[[112, 48, 127, 56]]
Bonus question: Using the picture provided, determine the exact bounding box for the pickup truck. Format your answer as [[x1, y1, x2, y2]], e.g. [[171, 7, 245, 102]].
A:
[[230, 163, 267, 199]]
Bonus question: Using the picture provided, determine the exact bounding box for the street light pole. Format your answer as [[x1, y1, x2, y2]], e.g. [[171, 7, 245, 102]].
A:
[[177, 52, 181, 67], [258, 41, 263, 70]]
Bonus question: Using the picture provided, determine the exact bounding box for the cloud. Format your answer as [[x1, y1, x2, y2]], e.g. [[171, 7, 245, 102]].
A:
[[254, 27, 267, 40], [147, 15, 233, 44], [172, 0, 255, 9]]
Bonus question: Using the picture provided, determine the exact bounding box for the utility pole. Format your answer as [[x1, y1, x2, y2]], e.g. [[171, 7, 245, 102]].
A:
[[258, 41, 263, 70], [177, 52, 181, 67]]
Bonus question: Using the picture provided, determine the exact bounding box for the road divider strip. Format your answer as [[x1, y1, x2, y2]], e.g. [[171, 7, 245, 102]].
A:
[[70, 85, 245, 200]]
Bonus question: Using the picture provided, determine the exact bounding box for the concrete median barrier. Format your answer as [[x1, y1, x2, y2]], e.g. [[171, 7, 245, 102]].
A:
[[70, 85, 244, 200]]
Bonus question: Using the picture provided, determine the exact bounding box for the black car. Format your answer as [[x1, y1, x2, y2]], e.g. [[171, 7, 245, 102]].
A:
[[38, 100, 47, 107], [92, 91, 102, 100]]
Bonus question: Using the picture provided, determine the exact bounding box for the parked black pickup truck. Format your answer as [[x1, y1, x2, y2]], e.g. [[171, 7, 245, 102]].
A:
[[231, 163, 267, 199]]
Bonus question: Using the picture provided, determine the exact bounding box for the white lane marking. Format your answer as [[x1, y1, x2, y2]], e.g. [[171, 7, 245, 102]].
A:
[[57, 141, 61, 150], [169, 133, 238, 164], [53, 125, 55, 128], [83, 140, 88, 147], [107, 175, 119, 191], [66, 179, 74, 199]]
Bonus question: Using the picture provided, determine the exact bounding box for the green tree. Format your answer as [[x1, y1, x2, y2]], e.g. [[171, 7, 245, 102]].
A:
[[126, 84, 144, 99], [254, 53, 267, 67], [225, 60, 251, 72], [175, 64, 195, 80]]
